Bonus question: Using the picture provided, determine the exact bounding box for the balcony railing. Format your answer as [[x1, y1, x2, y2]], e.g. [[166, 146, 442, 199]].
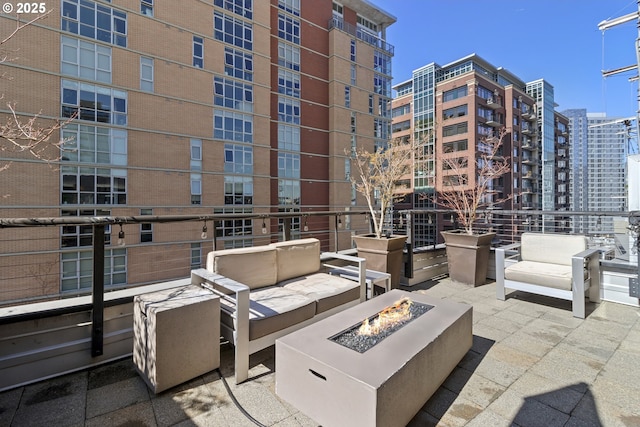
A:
[[328, 17, 394, 56], [1, 209, 638, 392]]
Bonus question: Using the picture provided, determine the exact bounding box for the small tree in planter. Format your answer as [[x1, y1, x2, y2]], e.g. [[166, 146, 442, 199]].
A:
[[349, 137, 416, 288], [438, 128, 511, 286]]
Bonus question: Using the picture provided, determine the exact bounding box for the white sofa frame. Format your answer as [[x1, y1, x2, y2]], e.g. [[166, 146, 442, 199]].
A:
[[495, 237, 601, 319], [191, 252, 366, 384]]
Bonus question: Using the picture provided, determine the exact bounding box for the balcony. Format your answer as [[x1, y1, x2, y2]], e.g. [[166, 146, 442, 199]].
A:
[[522, 124, 535, 135], [485, 116, 502, 127], [485, 97, 502, 109], [1, 210, 638, 426]]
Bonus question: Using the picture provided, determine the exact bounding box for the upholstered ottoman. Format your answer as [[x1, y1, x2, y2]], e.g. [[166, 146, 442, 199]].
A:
[[133, 285, 220, 393]]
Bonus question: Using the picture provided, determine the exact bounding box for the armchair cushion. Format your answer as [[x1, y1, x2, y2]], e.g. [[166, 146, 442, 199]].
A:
[[520, 233, 587, 266], [273, 238, 321, 283], [207, 245, 277, 290], [504, 260, 588, 291], [219, 286, 316, 341], [280, 272, 361, 313]]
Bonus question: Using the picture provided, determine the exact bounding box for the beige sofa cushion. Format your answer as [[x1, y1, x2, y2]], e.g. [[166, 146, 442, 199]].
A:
[[272, 238, 321, 283], [207, 245, 277, 290], [280, 272, 360, 313], [520, 233, 587, 266], [505, 260, 587, 291], [219, 286, 316, 341]]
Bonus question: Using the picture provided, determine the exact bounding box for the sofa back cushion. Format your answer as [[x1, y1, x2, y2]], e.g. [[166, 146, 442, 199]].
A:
[[207, 245, 277, 290], [272, 238, 321, 283], [520, 233, 587, 266]]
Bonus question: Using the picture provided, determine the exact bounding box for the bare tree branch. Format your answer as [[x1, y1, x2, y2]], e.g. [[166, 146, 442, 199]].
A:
[[438, 128, 511, 234], [0, 9, 73, 171], [350, 137, 416, 238]]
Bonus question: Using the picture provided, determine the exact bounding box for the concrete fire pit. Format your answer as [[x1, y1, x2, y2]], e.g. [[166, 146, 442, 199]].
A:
[[275, 289, 472, 427]]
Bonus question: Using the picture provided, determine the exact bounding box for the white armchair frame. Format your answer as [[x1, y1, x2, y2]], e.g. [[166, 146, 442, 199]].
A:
[[496, 242, 601, 319]]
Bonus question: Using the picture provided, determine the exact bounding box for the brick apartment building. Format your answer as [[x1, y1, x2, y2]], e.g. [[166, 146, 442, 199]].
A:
[[391, 54, 570, 247], [0, 0, 396, 304]]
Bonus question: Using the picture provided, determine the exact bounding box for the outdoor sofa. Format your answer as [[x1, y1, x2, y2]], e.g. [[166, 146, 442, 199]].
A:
[[495, 232, 601, 318], [191, 238, 366, 383]]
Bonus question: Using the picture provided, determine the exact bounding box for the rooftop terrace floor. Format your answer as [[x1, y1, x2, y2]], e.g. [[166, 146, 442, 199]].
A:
[[1, 278, 639, 427]]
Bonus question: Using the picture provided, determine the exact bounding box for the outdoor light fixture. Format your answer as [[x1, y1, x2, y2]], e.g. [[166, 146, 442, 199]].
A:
[[338, 215, 343, 229], [303, 215, 309, 232], [262, 218, 267, 234], [117, 224, 125, 246], [201, 221, 208, 239]]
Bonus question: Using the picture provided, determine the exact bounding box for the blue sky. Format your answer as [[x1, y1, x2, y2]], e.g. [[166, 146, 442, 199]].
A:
[[373, 0, 639, 118]]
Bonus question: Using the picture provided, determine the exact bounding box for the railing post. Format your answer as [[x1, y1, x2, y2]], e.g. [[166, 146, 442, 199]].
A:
[[282, 217, 292, 241], [92, 224, 105, 357], [405, 212, 413, 279]]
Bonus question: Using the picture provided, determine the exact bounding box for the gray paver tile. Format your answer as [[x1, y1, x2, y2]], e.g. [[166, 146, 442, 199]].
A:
[[512, 396, 570, 427], [85, 401, 157, 427], [465, 408, 512, 427], [86, 376, 150, 419], [509, 372, 584, 414], [0, 386, 22, 426]]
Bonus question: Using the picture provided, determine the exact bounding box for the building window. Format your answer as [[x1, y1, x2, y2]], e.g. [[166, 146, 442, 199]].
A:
[[332, 2, 343, 16], [190, 243, 202, 268], [350, 39, 356, 61], [477, 124, 493, 136], [190, 138, 202, 171], [214, 207, 253, 247], [374, 74, 390, 97], [61, 248, 126, 292], [278, 69, 300, 98], [61, 208, 111, 248], [278, 97, 300, 124], [278, 0, 299, 16], [443, 104, 468, 120], [140, 56, 153, 91], [214, 0, 252, 19], [369, 94, 373, 114], [193, 36, 203, 68], [61, 0, 127, 47], [278, 124, 300, 151], [442, 122, 468, 137], [443, 86, 468, 102], [278, 13, 300, 44], [224, 143, 253, 174], [278, 41, 300, 71], [60, 36, 111, 83], [61, 125, 127, 165], [214, 11, 253, 50], [374, 50, 391, 75], [214, 77, 253, 112], [225, 176, 253, 205], [391, 120, 410, 133], [278, 152, 300, 178], [278, 179, 300, 205], [443, 139, 468, 153], [61, 80, 127, 125], [191, 174, 202, 205], [141, 0, 152, 16], [374, 118, 388, 139], [224, 47, 253, 81], [61, 166, 127, 205], [140, 208, 152, 243], [351, 64, 356, 85], [214, 110, 253, 142], [345, 86, 350, 108]]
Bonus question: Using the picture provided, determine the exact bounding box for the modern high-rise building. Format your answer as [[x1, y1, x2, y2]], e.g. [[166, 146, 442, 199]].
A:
[[563, 109, 629, 233], [391, 54, 570, 246], [0, 0, 396, 304]]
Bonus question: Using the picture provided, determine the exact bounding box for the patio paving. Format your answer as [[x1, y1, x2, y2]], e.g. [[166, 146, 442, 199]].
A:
[[1, 277, 639, 426]]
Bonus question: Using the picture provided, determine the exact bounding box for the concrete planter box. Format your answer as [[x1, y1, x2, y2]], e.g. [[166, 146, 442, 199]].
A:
[[441, 230, 495, 286], [133, 285, 220, 393], [353, 234, 407, 289]]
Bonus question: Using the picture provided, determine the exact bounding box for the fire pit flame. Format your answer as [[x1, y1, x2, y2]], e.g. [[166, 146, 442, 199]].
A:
[[358, 297, 413, 336]]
